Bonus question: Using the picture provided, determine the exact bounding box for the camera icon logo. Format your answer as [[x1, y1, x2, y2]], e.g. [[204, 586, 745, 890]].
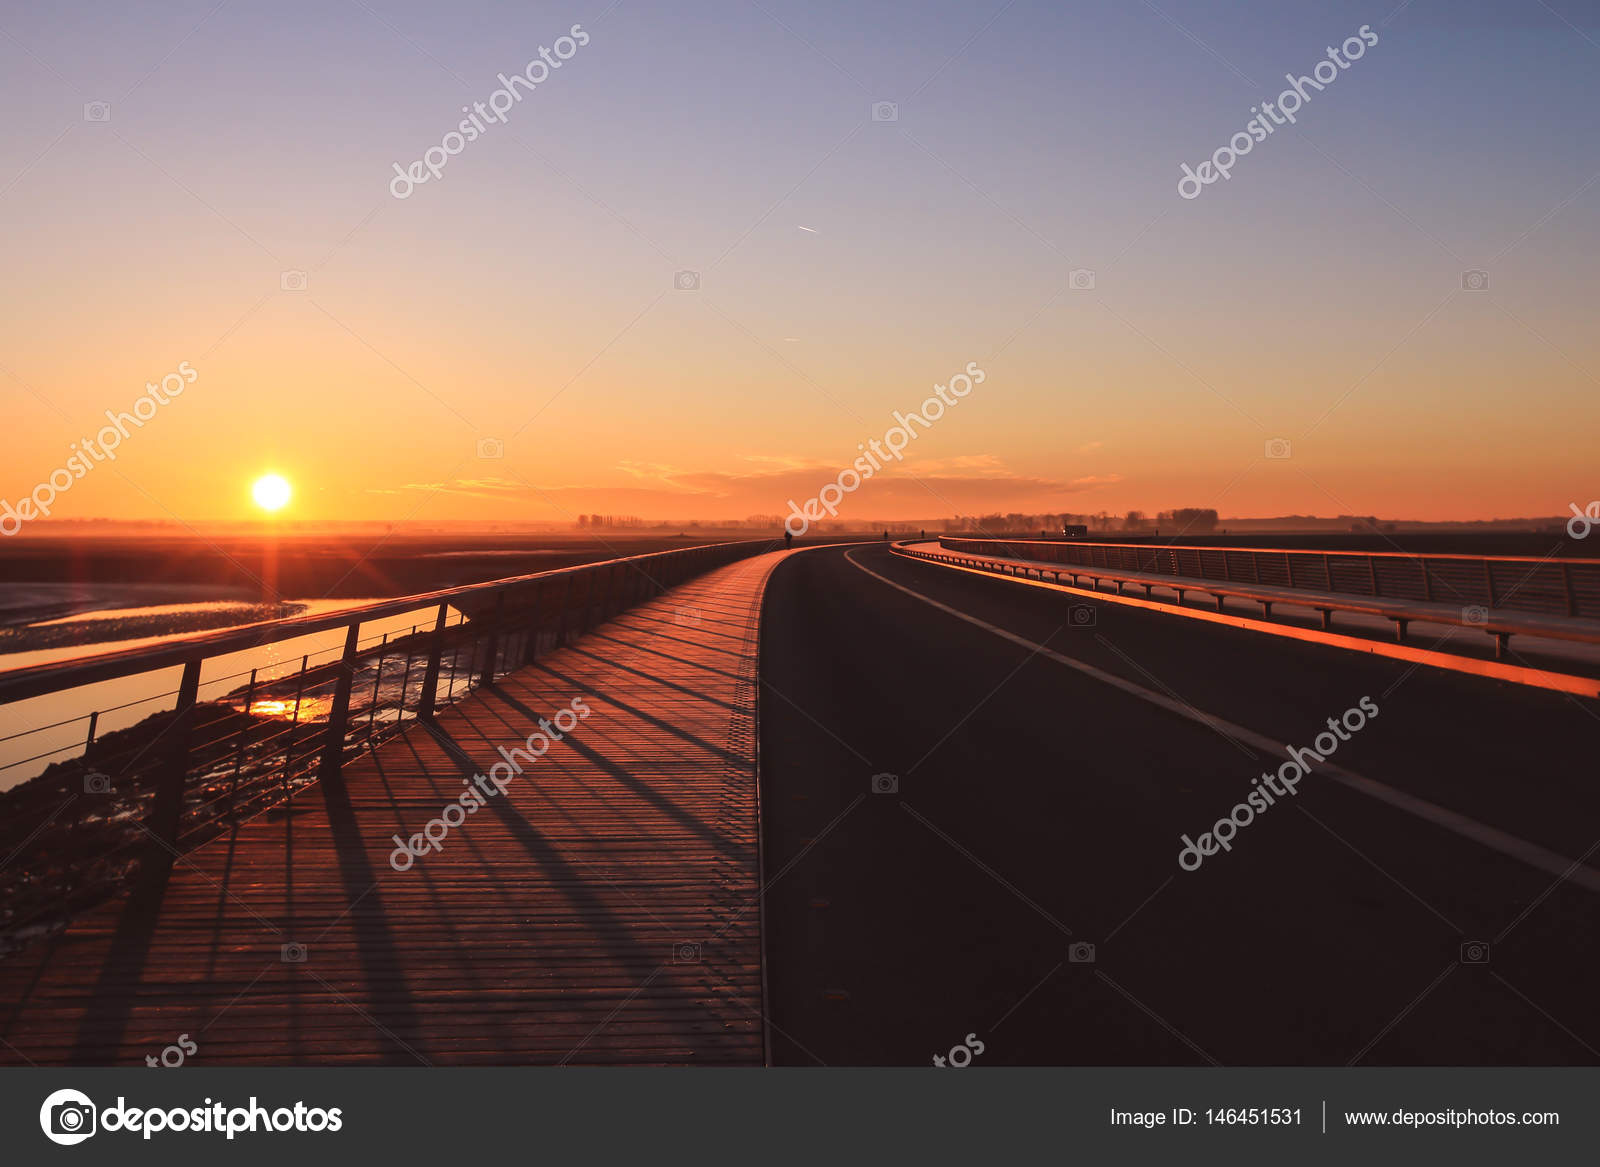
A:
[[83, 771, 112, 794], [1265, 438, 1292, 460], [871, 772, 899, 795], [280, 942, 308, 963], [1069, 268, 1096, 291], [674, 270, 700, 291], [1461, 269, 1489, 291], [1068, 941, 1096, 964], [1460, 940, 1490, 964], [40, 1089, 97, 1145], [871, 101, 899, 122], [674, 607, 701, 627], [674, 941, 702, 963], [475, 437, 504, 460], [1461, 605, 1489, 626], [1068, 604, 1096, 628], [83, 102, 111, 123], [280, 270, 307, 292]]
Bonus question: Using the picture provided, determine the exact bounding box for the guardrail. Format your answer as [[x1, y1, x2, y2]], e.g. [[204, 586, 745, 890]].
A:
[[937, 537, 1600, 621], [0, 538, 773, 938], [898, 541, 1600, 664]]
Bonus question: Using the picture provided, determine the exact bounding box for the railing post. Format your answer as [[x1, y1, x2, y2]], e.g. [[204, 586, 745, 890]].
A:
[[318, 623, 361, 785], [148, 658, 203, 850], [1563, 562, 1578, 618], [367, 639, 386, 738], [445, 615, 465, 701], [480, 592, 505, 686], [523, 582, 544, 665], [582, 568, 601, 633], [284, 654, 308, 798], [398, 632, 416, 713], [556, 573, 574, 645], [228, 668, 257, 817], [417, 602, 451, 722]]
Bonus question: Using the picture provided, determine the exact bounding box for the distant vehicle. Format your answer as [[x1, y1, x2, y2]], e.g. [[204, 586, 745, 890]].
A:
[[1062, 524, 1088, 538]]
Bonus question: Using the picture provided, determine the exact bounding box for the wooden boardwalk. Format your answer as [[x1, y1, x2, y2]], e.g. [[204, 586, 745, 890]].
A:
[[0, 550, 791, 1065]]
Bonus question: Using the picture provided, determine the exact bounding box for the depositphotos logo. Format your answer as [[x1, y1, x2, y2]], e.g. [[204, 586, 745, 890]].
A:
[[1177, 696, 1379, 872], [39, 1089, 343, 1143]]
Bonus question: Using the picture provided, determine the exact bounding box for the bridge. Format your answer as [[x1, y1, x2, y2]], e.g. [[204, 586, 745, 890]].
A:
[[2, 539, 1598, 1065]]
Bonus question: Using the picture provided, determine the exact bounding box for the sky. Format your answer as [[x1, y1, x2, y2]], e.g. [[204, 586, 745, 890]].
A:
[[1, 0, 1597, 529]]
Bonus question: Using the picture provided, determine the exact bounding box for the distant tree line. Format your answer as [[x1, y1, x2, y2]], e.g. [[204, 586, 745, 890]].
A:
[[941, 509, 1219, 535], [568, 509, 1221, 535]]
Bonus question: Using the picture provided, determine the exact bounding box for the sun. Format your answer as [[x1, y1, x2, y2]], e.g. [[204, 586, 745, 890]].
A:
[[251, 474, 292, 512]]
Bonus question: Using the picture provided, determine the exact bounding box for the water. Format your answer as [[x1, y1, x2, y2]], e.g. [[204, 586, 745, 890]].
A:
[[22, 600, 272, 629], [0, 597, 465, 790]]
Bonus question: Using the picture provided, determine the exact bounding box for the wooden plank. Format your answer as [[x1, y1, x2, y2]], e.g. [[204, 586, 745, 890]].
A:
[[0, 552, 788, 1066]]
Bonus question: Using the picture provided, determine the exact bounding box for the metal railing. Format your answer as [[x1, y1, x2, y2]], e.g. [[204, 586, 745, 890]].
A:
[[0, 539, 773, 938], [936, 537, 1600, 621]]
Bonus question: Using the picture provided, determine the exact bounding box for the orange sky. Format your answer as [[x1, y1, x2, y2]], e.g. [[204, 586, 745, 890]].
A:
[[3, 3, 1596, 530]]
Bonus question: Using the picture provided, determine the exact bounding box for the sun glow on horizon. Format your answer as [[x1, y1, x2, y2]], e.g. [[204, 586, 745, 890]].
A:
[[251, 474, 292, 513]]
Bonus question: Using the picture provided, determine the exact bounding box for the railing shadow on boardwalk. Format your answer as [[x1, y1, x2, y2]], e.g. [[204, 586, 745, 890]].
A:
[[0, 544, 786, 1066]]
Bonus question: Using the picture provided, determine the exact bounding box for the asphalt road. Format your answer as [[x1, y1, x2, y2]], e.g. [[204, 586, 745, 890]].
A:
[[758, 543, 1600, 1066]]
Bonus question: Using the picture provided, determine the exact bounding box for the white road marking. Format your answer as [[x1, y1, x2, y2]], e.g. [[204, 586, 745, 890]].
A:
[[844, 549, 1600, 895]]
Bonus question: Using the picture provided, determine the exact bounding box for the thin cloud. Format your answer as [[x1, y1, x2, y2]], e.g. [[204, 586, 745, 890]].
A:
[[366, 458, 1120, 518]]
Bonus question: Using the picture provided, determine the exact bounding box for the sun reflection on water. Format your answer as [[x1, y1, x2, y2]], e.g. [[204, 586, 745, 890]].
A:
[[248, 697, 331, 720]]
